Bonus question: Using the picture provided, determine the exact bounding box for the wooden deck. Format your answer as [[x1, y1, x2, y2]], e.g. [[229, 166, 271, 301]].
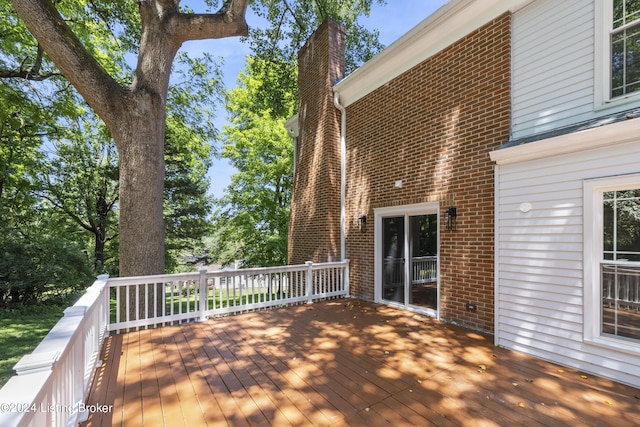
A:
[[81, 300, 640, 426]]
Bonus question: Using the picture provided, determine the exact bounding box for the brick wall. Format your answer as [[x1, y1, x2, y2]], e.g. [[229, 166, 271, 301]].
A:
[[345, 14, 510, 332], [288, 19, 346, 264], [290, 14, 510, 333]]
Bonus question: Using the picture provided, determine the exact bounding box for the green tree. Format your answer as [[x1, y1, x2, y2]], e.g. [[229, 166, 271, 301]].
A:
[[0, 5, 97, 300], [40, 118, 119, 274], [214, 57, 295, 267], [249, 0, 386, 74], [213, 1, 386, 267], [8, 0, 249, 277], [0, 227, 93, 306]]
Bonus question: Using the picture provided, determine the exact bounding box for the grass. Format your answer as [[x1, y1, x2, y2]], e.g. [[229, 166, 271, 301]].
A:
[[0, 286, 289, 388], [109, 287, 289, 323], [0, 294, 80, 388]]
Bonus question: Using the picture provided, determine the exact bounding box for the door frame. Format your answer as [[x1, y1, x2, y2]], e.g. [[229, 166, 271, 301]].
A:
[[374, 202, 440, 318]]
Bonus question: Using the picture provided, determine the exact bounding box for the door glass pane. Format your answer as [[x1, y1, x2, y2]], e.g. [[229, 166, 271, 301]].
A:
[[409, 214, 438, 310], [382, 216, 405, 304]]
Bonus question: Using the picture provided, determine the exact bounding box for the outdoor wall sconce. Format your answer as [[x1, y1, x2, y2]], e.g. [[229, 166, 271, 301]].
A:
[[358, 214, 367, 233], [446, 207, 457, 231]]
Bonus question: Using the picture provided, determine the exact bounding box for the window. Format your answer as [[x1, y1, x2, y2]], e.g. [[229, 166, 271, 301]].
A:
[[596, 1, 640, 106], [602, 190, 640, 340], [611, 0, 640, 98], [585, 175, 640, 348]]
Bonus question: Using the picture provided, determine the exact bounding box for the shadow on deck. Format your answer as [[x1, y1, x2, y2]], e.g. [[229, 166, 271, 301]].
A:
[[81, 299, 640, 426]]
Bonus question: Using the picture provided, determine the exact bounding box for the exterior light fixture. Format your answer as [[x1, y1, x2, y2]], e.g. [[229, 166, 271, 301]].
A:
[[446, 207, 457, 231], [358, 214, 367, 233]]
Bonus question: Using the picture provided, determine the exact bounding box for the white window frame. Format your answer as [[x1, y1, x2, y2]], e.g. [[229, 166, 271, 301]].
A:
[[584, 174, 640, 353], [595, 0, 640, 109]]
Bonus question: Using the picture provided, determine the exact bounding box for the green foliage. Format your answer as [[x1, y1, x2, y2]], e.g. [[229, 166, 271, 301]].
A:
[[0, 227, 93, 306], [1, 8, 222, 278], [211, 2, 387, 267], [1, 0, 389, 293], [164, 53, 223, 272], [41, 114, 120, 274], [212, 56, 295, 267], [1, 0, 131, 281], [249, 0, 386, 74]]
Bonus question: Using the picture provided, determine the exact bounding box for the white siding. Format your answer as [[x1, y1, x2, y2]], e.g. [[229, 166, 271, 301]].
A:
[[495, 138, 640, 388], [512, 0, 596, 139]]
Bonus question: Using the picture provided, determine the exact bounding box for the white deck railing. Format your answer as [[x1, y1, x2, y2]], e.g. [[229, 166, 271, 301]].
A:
[[0, 261, 349, 427], [0, 275, 110, 427], [109, 260, 350, 332]]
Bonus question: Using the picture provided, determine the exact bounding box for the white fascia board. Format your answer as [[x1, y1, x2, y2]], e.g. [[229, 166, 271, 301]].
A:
[[284, 114, 299, 137], [490, 117, 640, 165], [333, 0, 525, 107]]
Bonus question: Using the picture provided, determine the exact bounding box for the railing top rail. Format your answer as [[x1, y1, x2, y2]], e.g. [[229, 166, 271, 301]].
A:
[[105, 260, 351, 285], [107, 272, 200, 286], [207, 263, 311, 276], [0, 275, 110, 427], [310, 260, 349, 270]]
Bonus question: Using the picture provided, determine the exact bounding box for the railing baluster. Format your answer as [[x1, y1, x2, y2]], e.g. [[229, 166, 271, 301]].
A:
[[116, 286, 120, 325], [125, 284, 130, 324], [135, 284, 140, 322], [199, 269, 207, 322], [144, 283, 149, 323], [106, 261, 349, 330]]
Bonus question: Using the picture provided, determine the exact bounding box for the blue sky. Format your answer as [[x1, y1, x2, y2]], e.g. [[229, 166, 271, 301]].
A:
[[182, 1, 449, 198]]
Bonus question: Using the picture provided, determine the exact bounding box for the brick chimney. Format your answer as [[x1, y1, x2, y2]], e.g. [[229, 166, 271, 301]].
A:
[[288, 19, 346, 264]]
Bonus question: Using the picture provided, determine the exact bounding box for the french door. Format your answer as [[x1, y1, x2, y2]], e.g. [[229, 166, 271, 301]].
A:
[[375, 203, 439, 316]]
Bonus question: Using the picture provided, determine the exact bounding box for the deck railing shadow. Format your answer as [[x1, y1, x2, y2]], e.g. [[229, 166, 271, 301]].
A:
[[0, 260, 349, 427]]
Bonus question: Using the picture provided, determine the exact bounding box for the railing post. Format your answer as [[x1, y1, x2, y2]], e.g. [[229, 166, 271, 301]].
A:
[[199, 268, 208, 322], [344, 259, 350, 298], [305, 261, 314, 304]]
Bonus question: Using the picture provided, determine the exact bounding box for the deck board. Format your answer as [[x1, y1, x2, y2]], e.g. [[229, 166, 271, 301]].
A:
[[81, 300, 640, 426]]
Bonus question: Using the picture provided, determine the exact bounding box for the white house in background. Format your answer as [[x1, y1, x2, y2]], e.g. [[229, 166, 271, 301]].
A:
[[491, 0, 640, 387]]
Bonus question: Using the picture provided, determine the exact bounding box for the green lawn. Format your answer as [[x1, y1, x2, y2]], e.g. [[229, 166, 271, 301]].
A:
[[110, 287, 288, 323], [0, 302, 71, 388], [0, 287, 289, 388]]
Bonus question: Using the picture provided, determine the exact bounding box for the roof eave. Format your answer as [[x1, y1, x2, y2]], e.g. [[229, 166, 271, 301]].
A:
[[333, 0, 528, 107]]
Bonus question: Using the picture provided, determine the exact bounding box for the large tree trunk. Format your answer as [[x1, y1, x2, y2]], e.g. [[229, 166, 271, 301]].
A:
[[10, 0, 248, 282], [114, 102, 167, 320], [116, 109, 167, 277]]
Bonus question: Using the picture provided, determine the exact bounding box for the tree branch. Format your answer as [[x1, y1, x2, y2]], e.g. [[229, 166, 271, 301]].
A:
[[0, 68, 61, 81], [9, 0, 124, 127], [0, 44, 62, 81], [282, 0, 306, 33], [173, 0, 249, 43]]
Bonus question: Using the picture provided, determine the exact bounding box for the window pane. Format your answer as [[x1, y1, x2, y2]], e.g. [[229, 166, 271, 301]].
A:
[[601, 188, 640, 343], [625, 25, 640, 89], [604, 190, 640, 260], [611, 1, 640, 98], [601, 263, 640, 341], [614, 0, 624, 28], [616, 196, 640, 260], [616, 189, 640, 198], [604, 199, 614, 254], [627, 0, 640, 23], [614, 0, 640, 28], [612, 32, 626, 97]]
